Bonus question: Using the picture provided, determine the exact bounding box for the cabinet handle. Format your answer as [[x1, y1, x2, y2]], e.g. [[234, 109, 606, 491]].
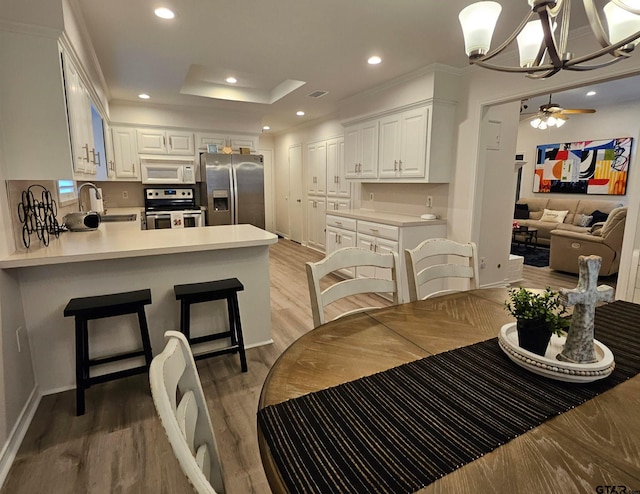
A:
[[163, 136, 166, 147], [95, 151, 101, 166], [399, 160, 403, 171], [370, 228, 379, 233], [336, 221, 342, 225], [394, 160, 398, 171], [83, 144, 90, 162]]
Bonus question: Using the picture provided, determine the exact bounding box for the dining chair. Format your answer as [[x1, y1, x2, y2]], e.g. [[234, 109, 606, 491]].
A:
[[149, 330, 225, 494], [404, 238, 479, 301], [306, 246, 399, 327]]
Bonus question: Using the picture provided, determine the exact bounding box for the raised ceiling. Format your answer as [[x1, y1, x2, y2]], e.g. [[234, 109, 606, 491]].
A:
[[76, 0, 638, 133]]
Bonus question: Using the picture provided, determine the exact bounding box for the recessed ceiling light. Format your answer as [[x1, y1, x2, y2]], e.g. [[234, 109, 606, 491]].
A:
[[154, 7, 175, 19], [262, 125, 271, 131], [368, 56, 382, 65], [296, 111, 305, 116], [138, 93, 150, 99], [226, 77, 237, 84], [586, 90, 597, 96]]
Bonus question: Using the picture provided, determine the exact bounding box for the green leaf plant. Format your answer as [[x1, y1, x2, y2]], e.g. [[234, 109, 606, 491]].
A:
[[505, 287, 570, 337]]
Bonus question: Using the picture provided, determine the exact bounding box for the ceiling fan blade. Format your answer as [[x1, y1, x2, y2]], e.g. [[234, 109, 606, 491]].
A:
[[559, 109, 596, 114]]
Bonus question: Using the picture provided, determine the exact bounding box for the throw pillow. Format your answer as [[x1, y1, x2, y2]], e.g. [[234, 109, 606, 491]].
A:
[[514, 203, 529, 220], [573, 213, 593, 227], [540, 208, 569, 223], [590, 210, 609, 226]]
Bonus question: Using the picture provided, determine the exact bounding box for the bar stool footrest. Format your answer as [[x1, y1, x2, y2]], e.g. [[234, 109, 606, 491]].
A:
[[86, 366, 149, 386], [88, 349, 146, 366], [189, 332, 232, 345]]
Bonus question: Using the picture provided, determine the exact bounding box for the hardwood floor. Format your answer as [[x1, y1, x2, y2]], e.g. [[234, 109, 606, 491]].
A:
[[0, 239, 616, 493]]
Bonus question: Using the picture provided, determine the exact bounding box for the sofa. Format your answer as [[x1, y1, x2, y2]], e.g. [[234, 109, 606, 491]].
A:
[[513, 197, 624, 247], [549, 206, 627, 276]]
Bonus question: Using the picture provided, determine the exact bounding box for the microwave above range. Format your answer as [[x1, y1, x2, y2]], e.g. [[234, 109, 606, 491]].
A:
[[140, 156, 196, 185]]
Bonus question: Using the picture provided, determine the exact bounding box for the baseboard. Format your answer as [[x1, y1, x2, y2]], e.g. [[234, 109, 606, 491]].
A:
[[0, 385, 41, 488], [246, 339, 274, 349]]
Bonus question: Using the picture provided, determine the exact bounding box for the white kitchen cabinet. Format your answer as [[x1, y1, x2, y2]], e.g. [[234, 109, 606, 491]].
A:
[[63, 56, 95, 177], [344, 120, 378, 179], [307, 141, 327, 196], [103, 121, 116, 179], [326, 138, 350, 197], [326, 215, 357, 278], [343, 101, 456, 183], [195, 132, 258, 153], [379, 106, 428, 179], [326, 198, 351, 212], [137, 129, 194, 155], [306, 197, 326, 251], [111, 127, 140, 180]]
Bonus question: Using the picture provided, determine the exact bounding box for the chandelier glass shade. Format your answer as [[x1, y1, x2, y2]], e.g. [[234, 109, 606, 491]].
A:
[[458, 0, 640, 78]]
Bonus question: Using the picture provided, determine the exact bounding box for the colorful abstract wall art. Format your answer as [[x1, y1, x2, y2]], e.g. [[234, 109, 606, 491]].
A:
[[533, 137, 632, 195]]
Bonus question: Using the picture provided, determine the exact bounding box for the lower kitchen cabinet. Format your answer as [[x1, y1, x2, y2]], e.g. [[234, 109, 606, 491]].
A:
[[307, 197, 326, 251], [326, 212, 447, 302]]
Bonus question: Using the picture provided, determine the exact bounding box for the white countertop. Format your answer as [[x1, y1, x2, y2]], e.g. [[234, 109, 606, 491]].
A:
[[1, 208, 277, 268], [326, 209, 447, 227]]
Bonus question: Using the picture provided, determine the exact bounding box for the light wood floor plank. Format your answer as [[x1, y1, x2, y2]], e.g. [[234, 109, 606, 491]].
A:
[[0, 239, 614, 493]]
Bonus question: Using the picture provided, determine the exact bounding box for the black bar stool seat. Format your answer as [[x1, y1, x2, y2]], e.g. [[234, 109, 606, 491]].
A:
[[174, 278, 247, 372], [64, 289, 153, 416]]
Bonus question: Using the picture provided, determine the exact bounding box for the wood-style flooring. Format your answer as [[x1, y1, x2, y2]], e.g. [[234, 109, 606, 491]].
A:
[[0, 239, 615, 493]]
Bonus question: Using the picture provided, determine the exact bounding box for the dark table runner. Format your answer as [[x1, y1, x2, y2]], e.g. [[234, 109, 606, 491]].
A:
[[258, 301, 640, 494]]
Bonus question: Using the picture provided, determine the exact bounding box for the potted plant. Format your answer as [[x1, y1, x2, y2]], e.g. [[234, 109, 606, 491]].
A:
[[504, 287, 570, 356]]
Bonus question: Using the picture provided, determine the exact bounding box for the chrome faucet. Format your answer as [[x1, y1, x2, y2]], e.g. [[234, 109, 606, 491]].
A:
[[77, 182, 101, 212]]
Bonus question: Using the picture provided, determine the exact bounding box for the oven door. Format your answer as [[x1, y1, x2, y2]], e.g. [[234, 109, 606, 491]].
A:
[[145, 211, 204, 230]]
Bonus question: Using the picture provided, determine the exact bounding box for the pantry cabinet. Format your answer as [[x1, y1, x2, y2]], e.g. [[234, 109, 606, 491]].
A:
[[307, 142, 327, 196], [326, 138, 350, 197], [307, 197, 326, 251], [137, 129, 194, 155]]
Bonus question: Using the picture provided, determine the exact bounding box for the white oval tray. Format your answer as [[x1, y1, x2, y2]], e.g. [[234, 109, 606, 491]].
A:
[[498, 323, 615, 382]]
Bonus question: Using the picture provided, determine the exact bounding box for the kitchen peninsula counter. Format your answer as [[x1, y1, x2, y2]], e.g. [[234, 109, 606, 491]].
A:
[[2, 221, 278, 395], [0, 223, 277, 268], [327, 208, 446, 227]]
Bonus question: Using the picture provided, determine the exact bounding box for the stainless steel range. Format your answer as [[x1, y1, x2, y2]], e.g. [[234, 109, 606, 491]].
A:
[[143, 187, 204, 230]]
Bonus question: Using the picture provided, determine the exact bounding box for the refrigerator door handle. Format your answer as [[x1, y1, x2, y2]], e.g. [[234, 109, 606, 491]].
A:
[[231, 166, 238, 224]]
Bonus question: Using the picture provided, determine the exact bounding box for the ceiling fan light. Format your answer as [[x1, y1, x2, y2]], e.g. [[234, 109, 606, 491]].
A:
[[555, 117, 566, 127], [531, 117, 542, 128], [459, 2, 502, 58], [547, 115, 557, 126], [538, 121, 548, 130], [604, 1, 640, 46], [517, 20, 545, 67]]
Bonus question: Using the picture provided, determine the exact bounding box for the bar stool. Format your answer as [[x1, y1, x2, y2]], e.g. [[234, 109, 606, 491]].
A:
[[63, 289, 153, 416], [173, 278, 247, 372]]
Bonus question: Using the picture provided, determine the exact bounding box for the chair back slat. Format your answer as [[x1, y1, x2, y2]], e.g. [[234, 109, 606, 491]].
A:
[[405, 238, 479, 302], [306, 247, 399, 327]]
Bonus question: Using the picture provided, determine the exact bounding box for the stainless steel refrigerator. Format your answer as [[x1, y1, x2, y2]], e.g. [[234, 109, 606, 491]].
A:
[[199, 153, 265, 229]]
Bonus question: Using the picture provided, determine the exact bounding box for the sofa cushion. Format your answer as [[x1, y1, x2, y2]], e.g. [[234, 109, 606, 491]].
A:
[[572, 213, 593, 227], [517, 198, 548, 220], [540, 209, 569, 223], [514, 203, 529, 219], [600, 207, 627, 238], [556, 223, 590, 234], [546, 199, 579, 225]]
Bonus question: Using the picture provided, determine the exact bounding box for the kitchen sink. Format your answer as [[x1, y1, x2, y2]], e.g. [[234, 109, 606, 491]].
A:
[[100, 213, 137, 222]]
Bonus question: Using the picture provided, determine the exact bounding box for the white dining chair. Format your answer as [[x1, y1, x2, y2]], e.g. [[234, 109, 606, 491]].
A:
[[149, 330, 225, 494], [306, 246, 399, 327], [404, 238, 479, 301]]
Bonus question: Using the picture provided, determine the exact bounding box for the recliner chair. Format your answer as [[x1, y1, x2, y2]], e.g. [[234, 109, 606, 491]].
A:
[[549, 206, 627, 276]]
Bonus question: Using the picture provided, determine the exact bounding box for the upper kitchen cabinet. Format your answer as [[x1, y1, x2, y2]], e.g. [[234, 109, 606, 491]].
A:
[[195, 133, 258, 154], [137, 129, 195, 155], [111, 127, 140, 180], [343, 100, 456, 183], [344, 120, 379, 179], [0, 33, 76, 180]]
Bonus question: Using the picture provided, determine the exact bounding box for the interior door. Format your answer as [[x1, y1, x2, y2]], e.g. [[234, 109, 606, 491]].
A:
[[289, 144, 303, 243]]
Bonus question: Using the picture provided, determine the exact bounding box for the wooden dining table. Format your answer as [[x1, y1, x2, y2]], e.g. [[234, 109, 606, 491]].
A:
[[257, 288, 640, 493]]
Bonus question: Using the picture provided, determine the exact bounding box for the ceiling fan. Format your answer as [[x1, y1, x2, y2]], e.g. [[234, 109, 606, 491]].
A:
[[523, 94, 596, 129]]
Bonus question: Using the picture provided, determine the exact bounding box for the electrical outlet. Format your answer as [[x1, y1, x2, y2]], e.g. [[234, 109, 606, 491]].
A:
[[369, 193, 374, 201], [16, 326, 23, 353], [122, 190, 129, 199], [480, 257, 486, 269], [426, 196, 433, 208]]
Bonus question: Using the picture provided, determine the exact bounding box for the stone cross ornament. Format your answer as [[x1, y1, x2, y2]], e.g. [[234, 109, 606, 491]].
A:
[[558, 255, 614, 364]]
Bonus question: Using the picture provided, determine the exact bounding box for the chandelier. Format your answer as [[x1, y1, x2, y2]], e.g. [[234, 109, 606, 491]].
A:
[[458, 0, 640, 79]]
